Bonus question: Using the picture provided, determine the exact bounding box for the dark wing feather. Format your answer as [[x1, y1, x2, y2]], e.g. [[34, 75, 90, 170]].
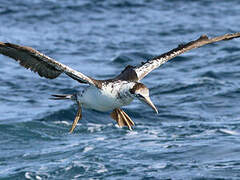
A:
[[0, 42, 100, 87], [114, 65, 138, 81], [134, 32, 240, 80]]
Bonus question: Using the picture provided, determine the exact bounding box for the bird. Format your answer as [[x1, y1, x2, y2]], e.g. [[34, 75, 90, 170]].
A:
[[0, 33, 240, 133]]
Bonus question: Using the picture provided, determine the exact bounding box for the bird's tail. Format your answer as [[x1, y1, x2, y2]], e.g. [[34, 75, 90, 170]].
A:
[[50, 94, 81, 133], [49, 94, 76, 100]]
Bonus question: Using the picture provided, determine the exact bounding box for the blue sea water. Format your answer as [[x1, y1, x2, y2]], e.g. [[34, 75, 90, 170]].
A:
[[0, 0, 240, 179]]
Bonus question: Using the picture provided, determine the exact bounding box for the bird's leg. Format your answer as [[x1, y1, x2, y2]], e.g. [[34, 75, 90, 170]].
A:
[[110, 108, 135, 130], [69, 101, 82, 133]]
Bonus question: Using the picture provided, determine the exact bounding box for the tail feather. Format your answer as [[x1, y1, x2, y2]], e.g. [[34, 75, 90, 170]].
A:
[[49, 94, 76, 100]]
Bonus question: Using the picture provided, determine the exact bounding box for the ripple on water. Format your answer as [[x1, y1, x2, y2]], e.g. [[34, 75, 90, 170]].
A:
[[1, 0, 240, 179]]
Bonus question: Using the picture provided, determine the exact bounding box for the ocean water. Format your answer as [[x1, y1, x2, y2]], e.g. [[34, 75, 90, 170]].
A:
[[0, 0, 240, 179]]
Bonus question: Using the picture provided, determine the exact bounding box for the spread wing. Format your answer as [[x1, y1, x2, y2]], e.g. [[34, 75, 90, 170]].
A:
[[134, 32, 240, 80], [0, 42, 100, 87]]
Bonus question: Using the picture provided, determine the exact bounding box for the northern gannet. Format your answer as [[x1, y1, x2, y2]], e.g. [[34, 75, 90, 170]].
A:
[[0, 33, 239, 132]]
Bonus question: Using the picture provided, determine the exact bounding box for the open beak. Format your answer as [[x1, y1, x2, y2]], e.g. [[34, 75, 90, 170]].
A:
[[138, 96, 158, 114]]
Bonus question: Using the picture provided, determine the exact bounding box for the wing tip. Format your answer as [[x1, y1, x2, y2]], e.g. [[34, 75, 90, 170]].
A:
[[0, 41, 8, 48]]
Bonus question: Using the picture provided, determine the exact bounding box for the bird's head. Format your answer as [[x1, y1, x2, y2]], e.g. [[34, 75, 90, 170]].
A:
[[130, 83, 158, 114]]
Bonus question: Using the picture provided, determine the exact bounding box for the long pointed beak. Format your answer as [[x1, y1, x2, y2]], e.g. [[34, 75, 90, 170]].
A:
[[138, 96, 158, 114]]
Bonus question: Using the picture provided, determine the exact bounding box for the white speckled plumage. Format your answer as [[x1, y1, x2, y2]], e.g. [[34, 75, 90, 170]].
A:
[[78, 81, 135, 112]]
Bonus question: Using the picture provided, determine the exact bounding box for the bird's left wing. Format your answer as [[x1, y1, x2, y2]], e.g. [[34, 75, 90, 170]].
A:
[[0, 42, 100, 87], [134, 32, 240, 81]]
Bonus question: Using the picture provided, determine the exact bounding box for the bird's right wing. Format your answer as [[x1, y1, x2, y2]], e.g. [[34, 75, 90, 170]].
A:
[[0, 42, 101, 87], [134, 32, 240, 81]]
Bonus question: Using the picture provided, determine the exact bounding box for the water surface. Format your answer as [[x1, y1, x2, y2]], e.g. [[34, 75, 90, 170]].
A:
[[0, 0, 240, 179]]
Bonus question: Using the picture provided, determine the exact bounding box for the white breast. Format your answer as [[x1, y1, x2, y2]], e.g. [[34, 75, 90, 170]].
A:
[[77, 82, 135, 112]]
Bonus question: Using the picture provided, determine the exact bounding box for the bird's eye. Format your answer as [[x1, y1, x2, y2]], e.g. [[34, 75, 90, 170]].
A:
[[136, 94, 144, 98]]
